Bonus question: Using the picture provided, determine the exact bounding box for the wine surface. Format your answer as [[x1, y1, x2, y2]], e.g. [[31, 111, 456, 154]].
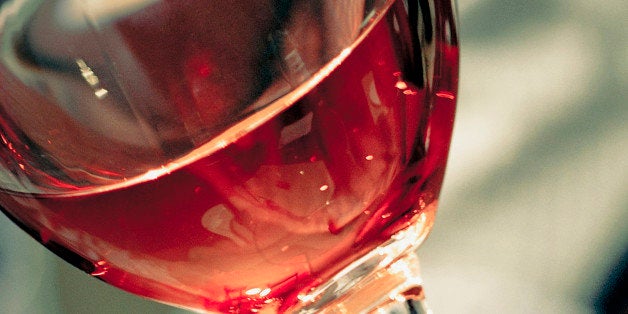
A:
[[0, 0, 458, 312]]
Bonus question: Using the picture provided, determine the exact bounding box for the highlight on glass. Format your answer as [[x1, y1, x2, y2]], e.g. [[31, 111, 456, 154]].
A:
[[0, 0, 458, 312]]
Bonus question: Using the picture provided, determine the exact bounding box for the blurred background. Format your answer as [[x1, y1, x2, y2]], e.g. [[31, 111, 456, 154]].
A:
[[1, 0, 626, 313]]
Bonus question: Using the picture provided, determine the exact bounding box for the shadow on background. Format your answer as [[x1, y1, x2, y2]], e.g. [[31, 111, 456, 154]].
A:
[[595, 240, 628, 313], [462, 0, 561, 42]]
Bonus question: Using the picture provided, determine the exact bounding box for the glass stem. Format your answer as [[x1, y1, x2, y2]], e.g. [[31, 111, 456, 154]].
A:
[[322, 253, 431, 314], [291, 221, 434, 314]]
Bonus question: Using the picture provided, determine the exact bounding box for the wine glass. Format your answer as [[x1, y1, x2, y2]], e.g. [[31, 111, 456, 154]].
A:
[[0, 0, 458, 313]]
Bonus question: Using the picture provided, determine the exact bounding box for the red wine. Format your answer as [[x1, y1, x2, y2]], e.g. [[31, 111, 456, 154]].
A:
[[0, 0, 458, 312]]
